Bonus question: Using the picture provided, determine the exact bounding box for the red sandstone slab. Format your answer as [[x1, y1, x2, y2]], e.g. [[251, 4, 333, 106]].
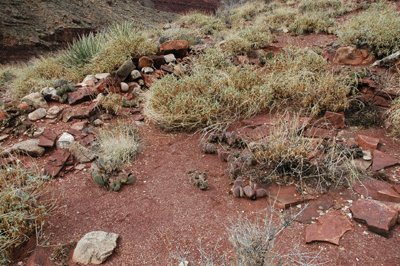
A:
[[44, 149, 71, 177], [305, 211, 352, 245], [264, 184, 314, 209], [372, 150, 399, 171], [353, 179, 393, 200], [377, 188, 400, 203], [68, 88, 95, 105], [296, 200, 333, 224], [357, 135, 379, 151], [350, 199, 400, 237]]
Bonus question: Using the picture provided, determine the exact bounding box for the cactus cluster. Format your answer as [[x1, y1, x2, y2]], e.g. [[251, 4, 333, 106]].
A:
[[188, 169, 210, 190], [91, 157, 136, 192], [56, 83, 75, 103]]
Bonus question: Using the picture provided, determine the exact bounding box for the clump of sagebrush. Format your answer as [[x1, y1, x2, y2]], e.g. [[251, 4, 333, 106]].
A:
[[337, 3, 400, 57], [249, 113, 362, 191], [264, 46, 353, 116], [90, 21, 157, 73], [228, 207, 322, 266], [0, 164, 48, 265], [144, 65, 273, 131], [95, 121, 142, 170], [179, 12, 225, 35]]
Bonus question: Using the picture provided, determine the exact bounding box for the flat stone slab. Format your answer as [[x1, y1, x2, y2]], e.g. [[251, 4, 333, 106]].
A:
[[350, 199, 400, 237], [303, 127, 337, 139], [264, 184, 314, 209], [68, 88, 95, 105], [44, 149, 71, 177], [296, 201, 333, 224], [372, 150, 399, 171], [38, 128, 58, 147], [305, 211, 353, 245], [353, 179, 393, 200], [12, 139, 45, 157], [73, 231, 119, 265], [377, 188, 400, 203], [357, 134, 379, 151]]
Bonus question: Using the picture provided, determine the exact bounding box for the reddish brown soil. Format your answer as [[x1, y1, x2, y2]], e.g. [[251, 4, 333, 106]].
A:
[[3, 31, 400, 266]]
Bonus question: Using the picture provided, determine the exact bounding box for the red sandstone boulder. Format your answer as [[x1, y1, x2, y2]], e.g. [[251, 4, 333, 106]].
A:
[[158, 40, 188, 58]]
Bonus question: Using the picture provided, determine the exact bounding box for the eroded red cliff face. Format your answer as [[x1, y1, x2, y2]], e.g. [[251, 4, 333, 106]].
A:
[[152, 0, 220, 13], [0, 0, 181, 63]]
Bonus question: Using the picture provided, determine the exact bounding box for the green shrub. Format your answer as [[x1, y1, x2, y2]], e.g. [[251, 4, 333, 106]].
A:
[[254, 8, 297, 31], [265, 46, 353, 116], [144, 66, 272, 131], [337, 3, 400, 57], [224, 28, 275, 55], [0, 164, 49, 265], [62, 32, 103, 71]]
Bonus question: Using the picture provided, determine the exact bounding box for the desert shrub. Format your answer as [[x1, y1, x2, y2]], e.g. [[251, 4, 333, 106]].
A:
[[265, 46, 353, 116], [100, 93, 123, 114], [228, 0, 268, 26], [254, 8, 298, 31], [388, 97, 400, 138], [90, 21, 157, 73], [180, 12, 225, 35], [197, 47, 233, 69], [144, 66, 272, 131], [62, 32, 104, 71], [224, 28, 275, 55], [0, 164, 49, 265], [249, 114, 362, 191], [337, 3, 400, 57], [10, 55, 80, 100], [95, 121, 142, 171], [289, 13, 333, 35], [0, 67, 16, 88]]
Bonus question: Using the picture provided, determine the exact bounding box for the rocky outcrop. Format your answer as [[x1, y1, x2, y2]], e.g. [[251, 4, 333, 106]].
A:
[[0, 0, 180, 63]]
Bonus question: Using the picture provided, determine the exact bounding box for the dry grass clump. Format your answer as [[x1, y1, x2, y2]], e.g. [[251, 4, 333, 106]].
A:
[[254, 7, 297, 31], [144, 66, 272, 131], [337, 3, 400, 57], [227, 0, 268, 27], [10, 55, 80, 100], [100, 93, 123, 115], [289, 13, 333, 35], [249, 114, 362, 191], [197, 47, 233, 69], [90, 21, 157, 73], [265, 46, 353, 116], [388, 97, 400, 138], [95, 121, 142, 170], [0, 164, 49, 265], [179, 12, 225, 35], [223, 27, 275, 55]]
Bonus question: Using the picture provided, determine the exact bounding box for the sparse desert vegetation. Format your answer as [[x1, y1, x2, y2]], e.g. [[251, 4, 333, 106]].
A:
[[1, 0, 400, 264]]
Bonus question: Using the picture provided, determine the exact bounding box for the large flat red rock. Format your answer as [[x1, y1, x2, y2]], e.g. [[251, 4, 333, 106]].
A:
[[357, 134, 379, 151], [295, 200, 333, 224], [264, 184, 314, 209], [352, 179, 393, 200], [372, 150, 399, 171], [305, 211, 352, 245], [350, 199, 400, 237], [68, 88, 95, 105], [44, 149, 71, 177]]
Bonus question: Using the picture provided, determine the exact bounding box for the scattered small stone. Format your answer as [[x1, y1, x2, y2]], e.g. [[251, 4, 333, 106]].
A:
[[28, 108, 47, 121], [117, 60, 135, 81], [71, 121, 87, 131], [46, 106, 63, 119], [95, 73, 110, 80], [120, 82, 129, 92], [131, 70, 142, 80], [57, 132, 75, 149], [141, 67, 154, 74], [22, 92, 48, 109], [40, 87, 60, 101], [12, 139, 45, 157], [69, 141, 97, 163], [72, 231, 119, 265], [93, 119, 104, 127], [164, 53, 176, 64], [33, 127, 45, 137], [362, 150, 372, 161]]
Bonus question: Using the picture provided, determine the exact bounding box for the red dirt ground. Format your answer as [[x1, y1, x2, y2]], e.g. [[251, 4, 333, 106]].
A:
[[3, 31, 400, 266]]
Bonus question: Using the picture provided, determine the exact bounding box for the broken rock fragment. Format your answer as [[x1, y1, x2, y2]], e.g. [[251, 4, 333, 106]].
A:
[[12, 139, 45, 157], [305, 211, 352, 245], [372, 150, 399, 171], [350, 199, 399, 237], [73, 231, 119, 265]]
